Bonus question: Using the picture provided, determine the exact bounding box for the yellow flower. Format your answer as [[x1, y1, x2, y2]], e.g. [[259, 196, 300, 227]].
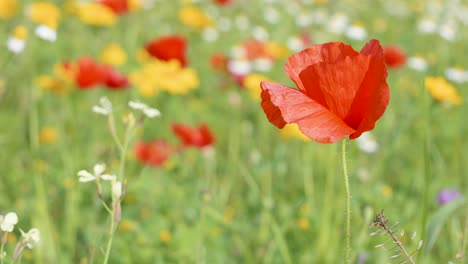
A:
[[0, 0, 18, 19], [130, 59, 199, 97], [159, 230, 171, 243], [39, 127, 58, 144], [297, 218, 310, 230], [425, 77, 463, 105], [223, 207, 234, 224], [35, 75, 69, 94], [119, 220, 138, 232], [100, 43, 127, 66], [265, 42, 288, 59], [128, 0, 141, 11], [13, 26, 28, 40], [27, 2, 61, 28], [243, 73, 270, 101], [381, 185, 393, 198], [280, 124, 310, 141], [178, 6, 213, 30], [77, 3, 117, 26]]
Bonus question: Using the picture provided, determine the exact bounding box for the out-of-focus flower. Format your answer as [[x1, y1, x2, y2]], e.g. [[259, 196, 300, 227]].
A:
[[327, 13, 349, 34], [111, 181, 123, 201], [345, 22, 368, 40], [101, 65, 129, 89], [355, 132, 378, 153], [296, 218, 310, 230], [35, 25, 57, 42], [407, 56, 428, 72], [280, 124, 309, 141], [99, 0, 129, 15], [92, 96, 113, 115], [20, 228, 40, 249], [172, 123, 215, 149], [145, 35, 188, 67], [0, 212, 18, 232], [77, 163, 116, 183], [7, 26, 27, 54], [357, 252, 368, 264], [425, 77, 462, 106], [437, 189, 462, 205], [100, 43, 127, 66], [260, 39, 389, 143], [77, 3, 117, 26], [213, 0, 231, 5], [27, 2, 61, 29], [202, 27, 219, 42], [134, 139, 173, 167], [130, 59, 199, 97], [438, 22, 456, 42], [178, 6, 213, 30], [74, 57, 106, 89], [0, 0, 18, 19], [445, 67, 467, 83], [128, 101, 161, 118], [243, 73, 270, 101], [210, 53, 229, 72], [265, 41, 289, 59], [417, 18, 437, 34], [39, 127, 58, 145], [159, 230, 171, 243], [383, 45, 406, 69]]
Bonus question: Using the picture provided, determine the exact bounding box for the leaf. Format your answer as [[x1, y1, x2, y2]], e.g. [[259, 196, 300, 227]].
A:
[[423, 198, 466, 254]]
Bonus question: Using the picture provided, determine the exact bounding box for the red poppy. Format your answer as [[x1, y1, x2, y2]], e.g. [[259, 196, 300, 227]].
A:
[[102, 66, 129, 89], [260, 39, 389, 143], [144, 35, 188, 67], [171, 123, 215, 148], [383, 45, 406, 69], [134, 140, 173, 167], [213, 0, 231, 5], [99, 0, 129, 14], [74, 57, 106, 89], [210, 52, 228, 72]]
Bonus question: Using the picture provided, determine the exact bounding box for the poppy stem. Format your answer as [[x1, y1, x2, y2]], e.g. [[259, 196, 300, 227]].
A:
[[341, 140, 351, 263]]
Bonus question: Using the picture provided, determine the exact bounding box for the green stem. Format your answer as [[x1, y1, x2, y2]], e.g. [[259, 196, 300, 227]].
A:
[[102, 210, 115, 264], [341, 140, 351, 264], [0, 237, 5, 264]]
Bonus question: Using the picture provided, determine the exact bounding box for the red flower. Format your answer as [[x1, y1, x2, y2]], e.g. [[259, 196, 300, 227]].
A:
[[75, 57, 106, 89], [260, 39, 389, 143], [213, 0, 231, 5], [134, 140, 173, 167], [99, 0, 129, 14], [383, 45, 406, 69], [144, 35, 188, 67], [102, 66, 129, 89], [210, 52, 228, 72], [171, 123, 215, 148]]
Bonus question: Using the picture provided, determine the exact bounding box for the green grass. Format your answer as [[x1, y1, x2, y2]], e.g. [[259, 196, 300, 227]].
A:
[[0, 0, 467, 263]]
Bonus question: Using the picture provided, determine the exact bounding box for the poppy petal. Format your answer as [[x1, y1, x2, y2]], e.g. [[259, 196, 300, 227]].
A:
[[346, 39, 390, 138], [298, 54, 370, 120], [260, 81, 355, 143], [285, 42, 358, 93]]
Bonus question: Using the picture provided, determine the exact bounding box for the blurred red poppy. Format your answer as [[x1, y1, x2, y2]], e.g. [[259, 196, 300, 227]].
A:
[[172, 123, 215, 148], [75, 57, 106, 89], [210, 52, 228, 72], [99, 0, 129, 14], [134, 140, 173, 167], [260, 39, 389, 143], [383, 45, 406, 69], [145, 35, 188, 67], [102, 66, 129, 89], [213, 0, 231, 5]]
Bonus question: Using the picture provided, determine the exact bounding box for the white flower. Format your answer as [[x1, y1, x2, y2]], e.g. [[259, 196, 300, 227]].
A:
[[234, 15, 250, 31], [217, 17, 231, 32], [327, 13, 349, 34], [77, 163, 116, 183], [6, 37, 26, 54], [111, 181, 123, 201], [252, 58, 273, 72], [202, 28, 219, 42], [0, 212, 18, 232], [92, 97, 113, 116], [287, 36, 305, 52], [417, 18, 437, 34], [296, 12, 313, 27], [128, 101, 161, 118], [345, 24, 368, 40], [356, 132, 379, 154], [264, 7, 280, 24], [35, 25, 57, 42], [227, 59, 252, 76], [445, 67, 467, 83], [438, 22, 457, 42], [20, 228, 40, 249], [407, 56, 428, 72], [251, 26, 269, 41], [230, 45, 246, 59]]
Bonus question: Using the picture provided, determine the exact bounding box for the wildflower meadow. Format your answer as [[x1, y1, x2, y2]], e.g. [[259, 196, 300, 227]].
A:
[[0, 0, 467, 263]]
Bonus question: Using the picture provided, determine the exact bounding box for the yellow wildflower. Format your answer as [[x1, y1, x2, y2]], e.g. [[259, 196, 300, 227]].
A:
[[243, 73, 270, 101], [27, 2, 61, 29], [130, 59, 199, 97], [13, 26, 28, 40], [178, 6, 214, 30], [119, 220, 138, 232], [53, 63, 74, 83], [128, 0, 141, 11], [0, 0, 18, 19], [39, 127, 58, 144], [77, 3, 117, 26], [297, 218, 310, 230], [265, 42, 288, 59], [159, 230, 171, 243], [280, 124, 310, 141], [35, 75, 69, 94], [425, 77, 462, 105], [100, 43, 127, 66], [381, 185, 393, 198]]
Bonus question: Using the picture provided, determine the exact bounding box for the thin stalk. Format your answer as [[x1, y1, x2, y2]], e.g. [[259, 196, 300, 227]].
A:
[[102, 210, 116, 264], [341, 140, 351, 264]]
